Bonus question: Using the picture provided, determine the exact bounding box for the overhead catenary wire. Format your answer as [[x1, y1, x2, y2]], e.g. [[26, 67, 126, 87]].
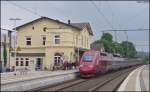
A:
[[7, 1, 42, 17], [120, 4, 148, 28], [101, 29, 149, 32], [135, 44, 149, 46], [90, 1, 114, 29], [107, 2, 118, 44]]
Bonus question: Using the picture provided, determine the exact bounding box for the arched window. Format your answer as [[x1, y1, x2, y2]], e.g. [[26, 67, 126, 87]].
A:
[[54, 53, 62, 66]]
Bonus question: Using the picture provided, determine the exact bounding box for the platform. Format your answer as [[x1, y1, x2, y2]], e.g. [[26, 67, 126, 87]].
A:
[[1, 69, 79, 91], [118, 65, 149, 91]]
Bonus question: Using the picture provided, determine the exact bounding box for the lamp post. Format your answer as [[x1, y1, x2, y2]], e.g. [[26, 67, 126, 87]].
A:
[[9, 18, 21, 70]]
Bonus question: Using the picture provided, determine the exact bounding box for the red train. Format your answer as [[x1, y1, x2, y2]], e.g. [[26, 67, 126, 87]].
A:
[[79, 50, 143, 77]]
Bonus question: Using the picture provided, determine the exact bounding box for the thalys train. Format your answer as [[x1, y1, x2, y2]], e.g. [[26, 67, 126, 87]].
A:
[[79, 50, 143, 77]]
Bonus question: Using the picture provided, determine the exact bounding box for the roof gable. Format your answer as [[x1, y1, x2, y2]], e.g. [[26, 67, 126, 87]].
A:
[[14, 17, 81, 30], [70, 22, 93, 35], [14, 17, 93, 36]]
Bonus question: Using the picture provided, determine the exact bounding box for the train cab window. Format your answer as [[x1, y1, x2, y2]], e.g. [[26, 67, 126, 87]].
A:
[[100, 53, 107, 56], [83, 55, 93, 62]]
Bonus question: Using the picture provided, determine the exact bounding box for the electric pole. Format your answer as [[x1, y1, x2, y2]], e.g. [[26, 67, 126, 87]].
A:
[[124, 31, 128, 57], [9, 18, 21, 69]]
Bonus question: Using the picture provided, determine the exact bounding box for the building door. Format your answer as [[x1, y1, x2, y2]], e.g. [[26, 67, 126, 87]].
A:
[[54, 55, 61, 66], [36, 58, 43, 70], [54, 53, 63, 70]]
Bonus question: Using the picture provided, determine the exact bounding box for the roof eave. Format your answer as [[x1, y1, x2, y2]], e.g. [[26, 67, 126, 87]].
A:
[[13, 17, 81, 31]]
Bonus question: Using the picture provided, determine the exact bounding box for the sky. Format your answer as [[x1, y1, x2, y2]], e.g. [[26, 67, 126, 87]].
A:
[[1, 1, 149, 52]]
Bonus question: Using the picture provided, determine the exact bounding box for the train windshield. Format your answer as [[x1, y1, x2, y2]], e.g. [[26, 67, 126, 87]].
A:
[[83, 55, 93, 61]]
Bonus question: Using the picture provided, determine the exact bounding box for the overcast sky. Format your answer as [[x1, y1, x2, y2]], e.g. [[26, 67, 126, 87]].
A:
[[1, 1, 149, 52]]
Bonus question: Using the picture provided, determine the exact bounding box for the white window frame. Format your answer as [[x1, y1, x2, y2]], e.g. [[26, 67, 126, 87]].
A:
[[54, 35, 60, 44], [26, 37, 31, 45]]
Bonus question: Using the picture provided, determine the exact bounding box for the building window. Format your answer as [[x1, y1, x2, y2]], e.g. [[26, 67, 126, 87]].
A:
[[26, 58, 29, 60], [54, 53, 62, 66], [20, 61, 24, 66], [21, 58, 24, 60], [54, 35, 60, 44], [26, 37, 31, 45], [32, 26, 34, 30], [16, 61, 19, 66], [25, 58, 29, 66], [25, 61, 29, 66], [16, 58, 19, 60], [43, 27, 47, 32], [43, 36, 46, 45]]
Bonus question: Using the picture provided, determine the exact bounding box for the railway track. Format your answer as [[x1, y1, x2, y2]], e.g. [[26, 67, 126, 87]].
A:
[[39, 65, 141, 91]]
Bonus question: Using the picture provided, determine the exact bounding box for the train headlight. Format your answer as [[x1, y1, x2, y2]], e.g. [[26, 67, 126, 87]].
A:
[[88, 65, 94, 68], [79, 65, 84, 67]]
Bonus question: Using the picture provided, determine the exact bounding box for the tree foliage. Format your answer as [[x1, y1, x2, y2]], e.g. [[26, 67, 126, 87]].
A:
[[121, 41, 137, 58], [100, 33, 114, 53], [91, 32, 137, 58], [101, 33, 113, 42], [3, 43, 7, 67], [91, 40, 102, 51]]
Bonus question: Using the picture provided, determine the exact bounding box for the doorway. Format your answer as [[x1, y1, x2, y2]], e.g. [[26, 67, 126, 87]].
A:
[[53, 53, 63, 70], [36, 58, 43, 70]]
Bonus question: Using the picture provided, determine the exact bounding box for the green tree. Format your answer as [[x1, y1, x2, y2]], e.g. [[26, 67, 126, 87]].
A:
[[100, 39, 113, 53], [91, 33, 137, 58], [121, 41, 137, 58], [91, 40, 101, 50], [101, 33, 113, 42], [3, 43, 7, 67], [100, 33, 114, 53], [113, 42, 123, 55]]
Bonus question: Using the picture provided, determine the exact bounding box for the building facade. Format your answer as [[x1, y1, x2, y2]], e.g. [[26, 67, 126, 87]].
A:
[[10, 17, 93, 70]]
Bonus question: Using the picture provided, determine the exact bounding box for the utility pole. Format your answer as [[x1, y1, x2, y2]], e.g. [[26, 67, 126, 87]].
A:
[[9, 18, 21, 70], [114, 30, 117, 54], [124, 31, 128, 57]]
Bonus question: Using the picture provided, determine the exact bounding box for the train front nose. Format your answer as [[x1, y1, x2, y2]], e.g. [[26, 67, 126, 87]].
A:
[[79, 65, 96, 74]]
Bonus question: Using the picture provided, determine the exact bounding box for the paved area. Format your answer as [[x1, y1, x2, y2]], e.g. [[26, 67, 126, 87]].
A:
[[141, 65, 149, 91], [118, 65, 149, 91], [41, 66, 136, 91], [1, 69, 78, 84]]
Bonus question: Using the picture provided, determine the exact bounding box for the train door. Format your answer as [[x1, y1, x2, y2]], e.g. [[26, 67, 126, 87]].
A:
[[95, 53, 100, 73]]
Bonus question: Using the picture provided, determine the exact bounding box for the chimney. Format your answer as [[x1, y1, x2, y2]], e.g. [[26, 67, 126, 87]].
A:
[[68, 20, 71, 24]]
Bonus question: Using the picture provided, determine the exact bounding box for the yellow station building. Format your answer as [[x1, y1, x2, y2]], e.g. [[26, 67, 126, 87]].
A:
[[10, 17, 93, 70]]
